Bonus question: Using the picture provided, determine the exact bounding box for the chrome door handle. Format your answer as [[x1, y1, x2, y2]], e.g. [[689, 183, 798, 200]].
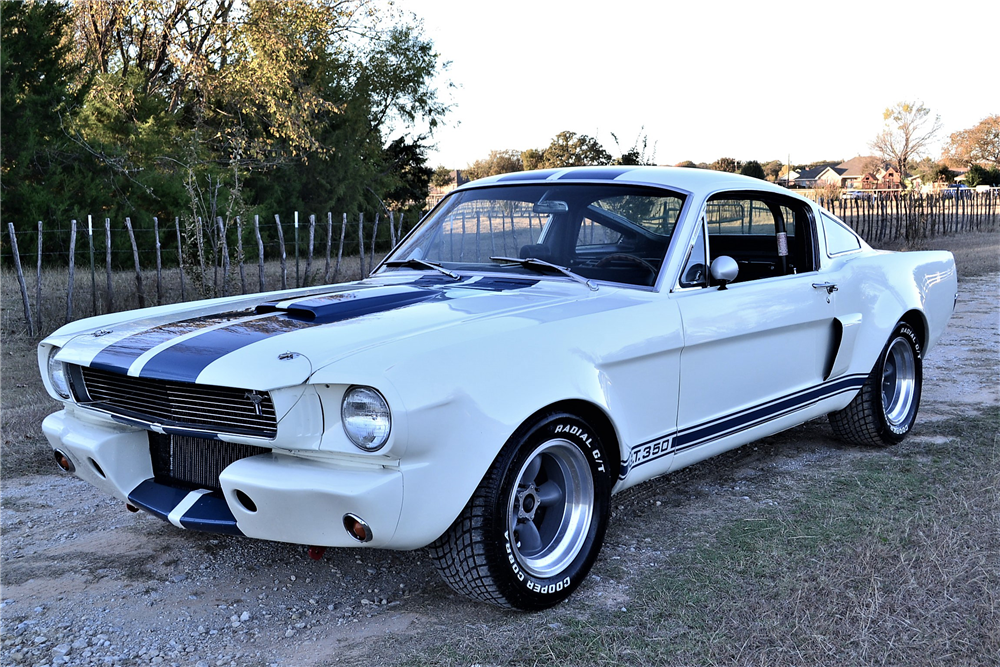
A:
[[812, 282, 838, 294]]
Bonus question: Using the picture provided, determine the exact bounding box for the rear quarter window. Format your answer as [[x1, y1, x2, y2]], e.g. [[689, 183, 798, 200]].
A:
[[821, 212, 861, 256]]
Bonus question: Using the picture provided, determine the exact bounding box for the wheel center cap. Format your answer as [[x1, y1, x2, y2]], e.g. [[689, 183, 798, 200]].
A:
[[516, 486, 540, 521]]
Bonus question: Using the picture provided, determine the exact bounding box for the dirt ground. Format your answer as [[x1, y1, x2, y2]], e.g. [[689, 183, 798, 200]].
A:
[[1, 273, 997, 667]]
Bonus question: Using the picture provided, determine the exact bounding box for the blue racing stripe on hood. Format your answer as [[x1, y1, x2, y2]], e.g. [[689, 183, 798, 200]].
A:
[[138, 315, 313, 382], [89, 310, 258, 375], [138, 288, 445, 382]]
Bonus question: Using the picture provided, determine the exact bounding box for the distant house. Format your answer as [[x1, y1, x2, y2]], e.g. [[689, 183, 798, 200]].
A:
[[787, 166, 828, 188], [815, 156, 909, 190], [427, 169, 469, 208]]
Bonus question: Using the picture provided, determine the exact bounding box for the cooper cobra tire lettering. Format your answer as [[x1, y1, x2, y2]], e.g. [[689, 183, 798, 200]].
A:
[[429, 411, 613, 610]]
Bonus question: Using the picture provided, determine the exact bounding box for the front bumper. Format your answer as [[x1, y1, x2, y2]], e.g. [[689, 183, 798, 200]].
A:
[[42, 409, 404, 548]]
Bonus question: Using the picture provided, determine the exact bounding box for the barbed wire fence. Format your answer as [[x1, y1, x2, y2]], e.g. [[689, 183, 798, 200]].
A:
[[2, 210, 411, 336], [3, 191, 999, 336]]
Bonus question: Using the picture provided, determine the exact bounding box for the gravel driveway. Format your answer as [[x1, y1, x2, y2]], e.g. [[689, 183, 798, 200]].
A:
[[3, 273, 997, 667]]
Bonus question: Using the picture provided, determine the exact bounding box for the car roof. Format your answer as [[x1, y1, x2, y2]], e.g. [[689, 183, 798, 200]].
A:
[[457, 165, 801, 199]]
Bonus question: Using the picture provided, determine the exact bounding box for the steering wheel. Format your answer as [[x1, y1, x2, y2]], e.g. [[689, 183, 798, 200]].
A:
[[595, 253, 658, 280]]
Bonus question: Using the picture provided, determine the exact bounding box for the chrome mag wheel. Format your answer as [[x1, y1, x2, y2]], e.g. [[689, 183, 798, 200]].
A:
[[507, 439, 594, 579]]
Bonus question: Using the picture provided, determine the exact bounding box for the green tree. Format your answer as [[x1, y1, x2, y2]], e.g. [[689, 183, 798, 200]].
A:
[[964, 164, 1000, 187], [431, 165, 454, 188], [536, 131, 611, 168], [674, 160, 698, 168], [739, 160, 766, 179], [1, 0, 91, 235], [761, 160, 783, 181], [465, 149, 523, 181], [610, 130, 656, 166], [913, 157, 952, 185], [709, 157, 741, 173], [943, 115, 1000, 167], [521, 148, 545, 171], [870, 101, 942, 182]]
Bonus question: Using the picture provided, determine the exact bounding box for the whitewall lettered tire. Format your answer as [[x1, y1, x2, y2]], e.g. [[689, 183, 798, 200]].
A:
[[428, 411, 613, 610], [830, 322, 923, 447]]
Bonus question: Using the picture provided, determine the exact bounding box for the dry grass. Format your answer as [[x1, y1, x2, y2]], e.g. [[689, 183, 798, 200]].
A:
[[874, 231, 1000, 278], [385, 411, 1000, 667]]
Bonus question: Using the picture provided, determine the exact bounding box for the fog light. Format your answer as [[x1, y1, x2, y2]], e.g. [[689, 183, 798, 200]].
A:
[[53, 450, 75, 473], [343, 514, 373, 543]]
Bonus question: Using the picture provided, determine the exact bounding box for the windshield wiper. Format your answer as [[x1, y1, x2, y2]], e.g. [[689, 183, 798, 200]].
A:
[[383, 258, 461, 280], [490, 256, 598, 291]]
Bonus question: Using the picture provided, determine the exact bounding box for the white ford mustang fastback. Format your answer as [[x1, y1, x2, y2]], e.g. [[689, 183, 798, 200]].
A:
[[40, 166, 957, 610]]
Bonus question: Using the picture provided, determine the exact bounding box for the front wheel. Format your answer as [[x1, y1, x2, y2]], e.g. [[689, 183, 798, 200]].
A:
[[428, 412, 613, 610], [830, 322, 923, 446]]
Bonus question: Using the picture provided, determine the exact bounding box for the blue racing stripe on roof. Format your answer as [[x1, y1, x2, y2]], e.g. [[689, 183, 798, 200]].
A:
[[557, 167, 638, 180], [496, 169, 563, 182]]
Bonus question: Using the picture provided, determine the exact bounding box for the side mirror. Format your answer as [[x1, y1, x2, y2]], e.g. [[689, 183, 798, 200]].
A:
[[710, 256, 738, 290]]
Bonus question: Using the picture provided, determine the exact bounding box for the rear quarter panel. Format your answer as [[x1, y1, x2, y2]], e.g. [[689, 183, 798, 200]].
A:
[[832, 249, 956, 379]]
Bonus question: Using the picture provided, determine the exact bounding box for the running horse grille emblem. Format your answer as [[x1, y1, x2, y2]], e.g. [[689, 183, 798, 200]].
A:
[[245, 391, 265, 416]]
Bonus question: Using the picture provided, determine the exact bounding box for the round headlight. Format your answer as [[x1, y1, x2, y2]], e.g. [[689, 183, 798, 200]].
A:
[[47, 347, 70, 399], [341, 386, 391, 451]]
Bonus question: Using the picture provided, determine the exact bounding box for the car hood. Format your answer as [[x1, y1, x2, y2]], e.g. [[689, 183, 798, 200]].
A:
[[50, 274, 617, 390]]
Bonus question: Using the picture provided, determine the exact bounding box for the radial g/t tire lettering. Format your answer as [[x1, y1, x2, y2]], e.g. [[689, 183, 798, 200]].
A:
[[830, 322, 922, 447], [428, 411, 613, 610]]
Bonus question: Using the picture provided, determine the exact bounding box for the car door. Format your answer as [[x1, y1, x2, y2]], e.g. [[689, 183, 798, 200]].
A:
[[672, 191, 839, 459]]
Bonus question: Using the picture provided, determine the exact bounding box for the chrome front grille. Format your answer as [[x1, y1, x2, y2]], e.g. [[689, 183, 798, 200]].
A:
[[77, 366, 278, 438], [149, 433, 271, 491]]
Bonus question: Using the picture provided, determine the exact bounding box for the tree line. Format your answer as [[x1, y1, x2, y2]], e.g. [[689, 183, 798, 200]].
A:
[[1, 0, 449, 263], [437, 107, 999, 190]]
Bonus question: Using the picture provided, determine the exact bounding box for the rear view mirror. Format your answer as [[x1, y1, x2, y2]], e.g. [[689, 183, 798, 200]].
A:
[[533, 200, 568, 214]]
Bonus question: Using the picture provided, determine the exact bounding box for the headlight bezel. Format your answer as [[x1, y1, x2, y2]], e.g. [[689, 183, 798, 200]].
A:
[[341, 385, 392, 452], [47, 347, 71, 399]]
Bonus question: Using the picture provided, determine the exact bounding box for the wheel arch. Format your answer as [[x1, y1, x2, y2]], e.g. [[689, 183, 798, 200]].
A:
[[899, 309, 927, 353], [511, 399, 623, 484]]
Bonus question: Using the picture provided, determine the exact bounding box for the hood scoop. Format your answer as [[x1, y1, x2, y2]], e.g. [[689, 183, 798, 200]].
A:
[[256, 287, 443, 324]]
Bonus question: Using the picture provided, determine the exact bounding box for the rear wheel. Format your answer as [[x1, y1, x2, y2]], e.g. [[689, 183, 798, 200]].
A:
[[428, 412, 613, 610], [830, 322, 922, 446]]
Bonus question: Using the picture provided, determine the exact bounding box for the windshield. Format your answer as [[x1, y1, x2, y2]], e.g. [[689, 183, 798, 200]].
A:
[[382, 183, 686, 287]]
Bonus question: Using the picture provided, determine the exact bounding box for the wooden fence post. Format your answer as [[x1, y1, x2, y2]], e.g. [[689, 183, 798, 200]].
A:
[[236, 216, 247, 295], [217, 217, 229, 297], [254, 214, 265, 292], [275, 214, 288, 290], [369, 212, 380, 276], [105, 218, 113, 311], [36, 221, 43, 331], [324, 212, 333, 283], [389, 211, 396, 247], [154, 217, 163, 305], [333, 213, 346, 283], [305, 214, 315, 287], [358, 212, 365, 278], [66, 219, 77, 323], [175, 217, 186, 301], [294, 211, 300, 287], [195, 216, 206, 294], [87, 215, 97, 316], [7, 223, 35, 336], [124, 217, 146, 308]]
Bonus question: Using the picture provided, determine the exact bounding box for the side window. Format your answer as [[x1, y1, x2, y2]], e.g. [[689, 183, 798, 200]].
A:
[[577, 216, 623, 248], [706, 193, 814, 283], [822, 212, 861, 255]]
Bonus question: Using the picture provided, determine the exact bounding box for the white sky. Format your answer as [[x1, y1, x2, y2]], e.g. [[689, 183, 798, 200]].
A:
[[401, 0, 999, 169]]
